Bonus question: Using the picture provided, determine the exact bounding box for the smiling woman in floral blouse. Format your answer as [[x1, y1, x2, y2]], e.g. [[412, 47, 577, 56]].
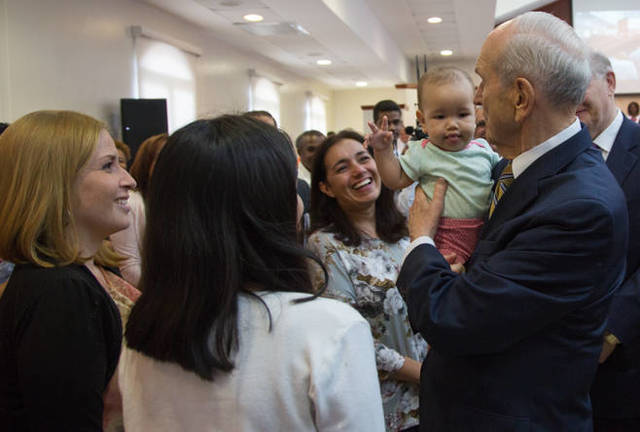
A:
[[308, 130, 428, 432]]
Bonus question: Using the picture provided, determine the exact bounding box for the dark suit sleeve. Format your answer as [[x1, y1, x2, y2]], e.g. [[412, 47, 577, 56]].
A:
[[607, 265, 640, 343], [16, 278, 115, 431], [398, 198, 627, 356]]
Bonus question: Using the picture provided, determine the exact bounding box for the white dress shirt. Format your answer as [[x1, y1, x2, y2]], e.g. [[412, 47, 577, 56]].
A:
[[592, 110, 623, 161], [298, 163, 312, 185]]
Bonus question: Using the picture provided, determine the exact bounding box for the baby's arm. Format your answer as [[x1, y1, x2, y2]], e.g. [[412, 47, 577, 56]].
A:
[[367, 117, 413, 190]]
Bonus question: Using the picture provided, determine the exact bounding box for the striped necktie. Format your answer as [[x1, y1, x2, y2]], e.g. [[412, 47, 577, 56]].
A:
[[489, 161, 513, 218]]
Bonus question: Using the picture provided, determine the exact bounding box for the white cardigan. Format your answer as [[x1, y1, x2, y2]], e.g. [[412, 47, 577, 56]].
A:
[[119, 291, 385, 431]]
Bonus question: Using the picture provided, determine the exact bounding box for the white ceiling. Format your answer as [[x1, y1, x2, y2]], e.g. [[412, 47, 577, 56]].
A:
[[139, 0, 498, 88], [495, 0, 555, 23]]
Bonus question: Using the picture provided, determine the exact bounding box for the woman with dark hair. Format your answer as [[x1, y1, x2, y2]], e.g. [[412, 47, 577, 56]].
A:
[[308, 130, 427, 432], [628, 101, 639, 123], [114, 140, 131, 171], [119, 115, 385, 431], [129, 133, 167, 200]]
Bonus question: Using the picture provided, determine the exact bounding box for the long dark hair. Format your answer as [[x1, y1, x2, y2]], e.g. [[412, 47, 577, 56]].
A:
[[125, 115, 323, 381], [309, 130, 407, 246]]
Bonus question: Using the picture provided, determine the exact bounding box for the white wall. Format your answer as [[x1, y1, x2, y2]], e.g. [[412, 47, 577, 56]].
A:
[[426, 58, 480, 85], [615, 94, 640, 116], [280, 83, 333, 141], [330, 87, 418, 135], [1, 0, 329, 138]]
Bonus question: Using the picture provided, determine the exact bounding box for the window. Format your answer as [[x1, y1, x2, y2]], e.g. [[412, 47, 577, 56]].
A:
[[305, 93, 327, 133], [135, 36, 197, 133], [249, 74, 281, 126]]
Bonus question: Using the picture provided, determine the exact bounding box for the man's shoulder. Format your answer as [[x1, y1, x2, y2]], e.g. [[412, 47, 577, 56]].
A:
[[517, 137, 626, 223], [616, 116, 640, 148], [551, 150, 623, 200]]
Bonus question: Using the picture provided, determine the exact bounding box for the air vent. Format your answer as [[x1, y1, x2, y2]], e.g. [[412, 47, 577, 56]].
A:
[[233, 22, 309, 36]]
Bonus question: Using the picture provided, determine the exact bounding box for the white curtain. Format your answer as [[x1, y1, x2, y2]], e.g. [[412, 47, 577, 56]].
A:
[[249, 75, 281, 126], [305, 93, 327, 133], [135, 37, 197, 133]]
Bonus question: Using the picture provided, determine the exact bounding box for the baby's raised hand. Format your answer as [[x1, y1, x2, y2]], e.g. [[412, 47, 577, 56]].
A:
[[367, 116, 394, 151]]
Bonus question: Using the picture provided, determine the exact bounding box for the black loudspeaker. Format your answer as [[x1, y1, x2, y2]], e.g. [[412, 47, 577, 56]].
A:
[[120, 99, 168, 161]]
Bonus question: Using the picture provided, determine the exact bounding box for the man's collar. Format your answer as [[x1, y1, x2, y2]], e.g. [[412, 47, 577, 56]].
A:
[[511, 118, 582, 178], [593, 110, 623, 154]]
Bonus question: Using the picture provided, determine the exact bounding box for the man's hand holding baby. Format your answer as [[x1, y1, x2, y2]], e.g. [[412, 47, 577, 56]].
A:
[[409, 178, 446, 241], [409, 179, 463, 273]]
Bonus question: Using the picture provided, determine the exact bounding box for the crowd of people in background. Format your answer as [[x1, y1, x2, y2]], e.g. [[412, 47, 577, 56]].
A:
[[0, 10, 639, 432]]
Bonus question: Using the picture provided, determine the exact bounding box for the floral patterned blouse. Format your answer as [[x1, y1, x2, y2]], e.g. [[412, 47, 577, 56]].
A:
[[100, 267, 141, 432], [308, 229, 428, 432]]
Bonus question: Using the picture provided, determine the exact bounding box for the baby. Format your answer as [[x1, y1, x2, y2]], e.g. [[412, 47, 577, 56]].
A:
[[369, 66, 501, 264]]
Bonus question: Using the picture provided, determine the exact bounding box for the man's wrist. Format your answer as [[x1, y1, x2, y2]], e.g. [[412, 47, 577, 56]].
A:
[[402, 236, 435, 265]]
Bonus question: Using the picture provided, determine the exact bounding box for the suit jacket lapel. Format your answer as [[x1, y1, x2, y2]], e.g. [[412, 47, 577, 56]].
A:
[[484, 126, 593, 234], [606, 117, 639, 187]]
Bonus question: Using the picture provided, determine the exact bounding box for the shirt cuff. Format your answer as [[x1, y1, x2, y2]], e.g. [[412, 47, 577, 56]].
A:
[[402, 236, 436, 265]]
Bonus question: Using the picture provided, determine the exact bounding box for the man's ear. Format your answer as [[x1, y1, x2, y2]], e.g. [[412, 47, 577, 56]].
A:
[[514, 77, 534, 123], [319, 181, 335, 198], [605, 71, 616, 96]]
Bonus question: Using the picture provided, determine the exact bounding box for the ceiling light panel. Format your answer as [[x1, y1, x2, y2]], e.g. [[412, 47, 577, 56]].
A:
[[243, 14, 263, 22], [214, 8, 280, 23], [418, 19, 456, 30]]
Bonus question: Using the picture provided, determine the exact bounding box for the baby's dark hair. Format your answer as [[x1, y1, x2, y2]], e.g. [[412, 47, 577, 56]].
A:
[[417, 66, 475, 110]]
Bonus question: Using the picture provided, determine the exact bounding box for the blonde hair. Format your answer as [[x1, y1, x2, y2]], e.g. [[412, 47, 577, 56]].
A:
[[0, 110, 120, 267]]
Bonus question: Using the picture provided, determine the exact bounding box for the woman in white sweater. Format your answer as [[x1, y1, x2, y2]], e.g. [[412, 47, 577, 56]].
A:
[[118, 115, 385, 431]]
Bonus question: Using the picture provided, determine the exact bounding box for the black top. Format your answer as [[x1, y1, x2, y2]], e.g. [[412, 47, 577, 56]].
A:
[[0, 264, 122, 431], [297, 178, 311, 213]]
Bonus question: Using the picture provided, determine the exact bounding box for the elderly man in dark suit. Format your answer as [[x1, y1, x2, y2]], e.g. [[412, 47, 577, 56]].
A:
[[577, 51, 640, 432], [396, 12, 629, 431]]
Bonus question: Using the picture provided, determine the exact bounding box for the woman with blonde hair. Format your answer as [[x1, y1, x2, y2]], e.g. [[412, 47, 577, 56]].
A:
[[0, 110, 137, 430]]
